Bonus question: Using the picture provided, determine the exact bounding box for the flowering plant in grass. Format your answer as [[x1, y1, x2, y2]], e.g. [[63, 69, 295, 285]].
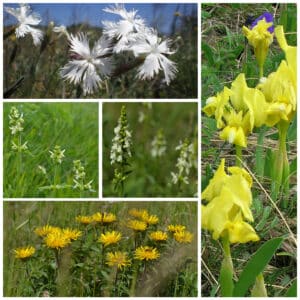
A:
[[12, 206, 195, 297], [202, 10, 297, 297]]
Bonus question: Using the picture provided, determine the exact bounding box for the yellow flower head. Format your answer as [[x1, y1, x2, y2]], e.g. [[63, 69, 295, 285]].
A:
[[34, 225, 61, 237], [141, 211, 159, 225], [106, 251, 131, 269], [243, 16, 274, 69], [203, 74, 267, 148], [92, 212, 116, 224], [202, 159, 259, 244], [14, 246, 35, 260], [98, 231, 122, 247], [167, 224, 186, 233], [173, 230, 194, 243], [129, 208, 148, 219], [44, 230, 71, 249], [62, 228, 82, 241], [127, 219, 147, 231], [134, 246, 160, 261], [76, 215, 93, 225], [149, 231, 168, 242]]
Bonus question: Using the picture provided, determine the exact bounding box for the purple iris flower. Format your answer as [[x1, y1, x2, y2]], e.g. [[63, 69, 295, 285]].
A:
[[250, 12, 274, 33]]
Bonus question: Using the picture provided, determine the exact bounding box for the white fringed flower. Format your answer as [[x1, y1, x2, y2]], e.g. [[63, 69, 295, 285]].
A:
[[102, 4, 146, 53], [60, 33, 112, 95], [131, 30, 178, 85], [5, 4, 43, 46]]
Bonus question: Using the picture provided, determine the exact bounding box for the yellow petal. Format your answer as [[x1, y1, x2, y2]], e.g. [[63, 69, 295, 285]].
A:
[[226, 220, 260, 243], [220, 126, 247, 147], [202, 158, 229, 201], [228, 166, 253, 187]]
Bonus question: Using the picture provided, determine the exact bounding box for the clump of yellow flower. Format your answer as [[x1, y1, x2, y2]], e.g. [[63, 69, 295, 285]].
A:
[[258, 25, 296, 126], [92, 212, 117, 224], [202, 158, 259, 244], [141, 211, 159, 225], [134, 246, 160, 261], [76, 215, 93, 225], [149, 231, 168, 242], [173, 230, 193, 243], [106, 251, 131, 269], [34, 225, 60, 237], [129, 208, 148, 218], [14, 246, 35, 259], [203, 73, 267, 147], [62, 228, 82, 241], [98, 231, 122, 247], [127, 219, 147, 231], [44, 230, 71, 249], [167, 224, 186, 233]]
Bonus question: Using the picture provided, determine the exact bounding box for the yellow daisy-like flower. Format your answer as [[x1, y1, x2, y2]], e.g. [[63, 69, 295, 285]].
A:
[[167, 224, 186, 233], [62, 228, 82, 241], [14, 246, 35, 260], [135, 246, 160, 261], [173, 230, 194, 243], [34, 225, 61, 237], [76, 215, 93, 225], [92, 212, 117, 224], [127, 219, 147, 231], [106, 251, 131, 269], [141, 211, 159, 225], [129, 208, 148, 219], [149, 231, 168, 242], [98, 231, 122, 247], [44, 231, 71, 249]]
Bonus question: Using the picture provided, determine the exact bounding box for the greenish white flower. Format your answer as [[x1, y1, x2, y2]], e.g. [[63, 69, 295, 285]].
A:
[[49, 145, 65, 164], [151, 130, 167, 158]]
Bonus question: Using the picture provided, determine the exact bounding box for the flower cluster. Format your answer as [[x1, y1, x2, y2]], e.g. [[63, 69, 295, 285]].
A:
[[52, 4, 178, 94], [49, 145, 65, 164], [76, 212, 117, 226], [110, 106, 132, 165], [5, 4, 44, 46], [203, 25, 296, 147], [150, 129, 167, 158], [73, 160, 94, 192], [202, 159, 259, 244], [171, 140, 195, 185], [35, 225, 82, 249], [167, 224, 194, 244], [14, 246, 35, 260], [8, 106, 28, 153]]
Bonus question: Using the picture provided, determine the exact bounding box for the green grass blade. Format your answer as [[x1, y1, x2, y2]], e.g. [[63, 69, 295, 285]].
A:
[[233, 237, 284, 297], [284, 280, 297, 297]]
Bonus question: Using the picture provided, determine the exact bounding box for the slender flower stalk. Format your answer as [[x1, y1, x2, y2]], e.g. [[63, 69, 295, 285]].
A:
[[111, 105, 133, 196], [72, 160, 94, 195]]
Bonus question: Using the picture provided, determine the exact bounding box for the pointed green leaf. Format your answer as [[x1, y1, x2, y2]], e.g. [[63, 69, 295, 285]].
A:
[[233, 237, 284, 297], [285, 279, 297, 297]]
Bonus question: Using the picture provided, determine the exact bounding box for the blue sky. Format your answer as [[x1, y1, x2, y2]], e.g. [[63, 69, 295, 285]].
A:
[[3, 3, 197, 34]]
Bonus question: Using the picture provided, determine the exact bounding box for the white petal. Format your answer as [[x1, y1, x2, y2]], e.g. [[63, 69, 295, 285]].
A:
[[69, 33, 91, 59]]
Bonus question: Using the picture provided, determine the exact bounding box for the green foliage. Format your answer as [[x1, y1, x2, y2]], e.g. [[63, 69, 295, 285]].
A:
[[201, 3, 297, 297], [103, 103, 198, 197], [3, 103, 98, 197], [4, 201, 197, 297]]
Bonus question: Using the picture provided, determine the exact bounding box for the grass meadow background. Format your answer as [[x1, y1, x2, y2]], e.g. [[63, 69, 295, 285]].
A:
[[103, 102, 198, 197], [3, 4, 197, 99], [4, 201, 197, 297], [201, 3, 297, 297], [3, 102, 99, 198]]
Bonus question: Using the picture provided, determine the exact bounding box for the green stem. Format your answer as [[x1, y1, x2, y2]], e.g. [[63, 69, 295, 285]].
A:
[[235, 145, 242, 167], [251, 273, 268, 297], [220, 235, 234, 297], [129, 261, 139, 297], [259, 65, 264, 79]]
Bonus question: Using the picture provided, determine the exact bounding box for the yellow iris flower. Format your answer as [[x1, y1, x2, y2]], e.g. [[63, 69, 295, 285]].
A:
[[202, 159, 259, 244], [243, 18, 274, 73], [258, 26, 296, 126], [203, 74, 267, 148]]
